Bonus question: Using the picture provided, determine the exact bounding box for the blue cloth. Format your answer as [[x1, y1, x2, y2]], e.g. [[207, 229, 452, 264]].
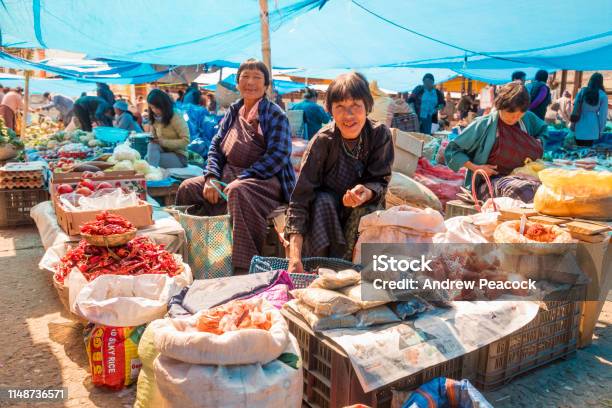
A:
[[183, 86, 202, 106], [445, 110, 548, 188], [402, 378, 493, 408], [114, 111, 143, 132], [573, 89, 608, 141], [289, 99, 330, 139], [206, 97, 296, 202], [420, 88, 438, 119]]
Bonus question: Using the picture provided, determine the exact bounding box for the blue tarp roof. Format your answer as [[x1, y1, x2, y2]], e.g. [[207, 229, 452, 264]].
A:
[[0, 73, 95, 96], [0, 51, 167, 84], [0, 1, 609, 72]]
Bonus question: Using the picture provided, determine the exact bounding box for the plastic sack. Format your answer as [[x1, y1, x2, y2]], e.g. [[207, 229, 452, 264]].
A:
[[353, 205, 446, 264], [69, 263, 193, 327], [76, 188, 139, 211], [493, 220, 575, 255], [290, 288, 361, 317], [355, 305, 400, 328], [401, 377, 493, 408], [433, 212, 499, 243], [135, 321, 164, 408], [340, 282, 393, 309], [154, 300, 289, 366], [293, 300, 358, 331], [534, 169, 612, 219], [154, 334, 303, 408], [510, 158, 547, 179], [84, 323, 145, 390], [387, 171, 442, 212], [309, 268, 361, 290], [435, 140, 449, 164]]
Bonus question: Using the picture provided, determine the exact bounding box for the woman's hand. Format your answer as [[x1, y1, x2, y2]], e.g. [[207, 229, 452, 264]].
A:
[[343, 184, 374, 208], [466, 162, 498, 177], [202, 177, 221, 204]]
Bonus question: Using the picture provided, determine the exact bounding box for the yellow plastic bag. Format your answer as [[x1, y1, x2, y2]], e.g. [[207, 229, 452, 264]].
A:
[[135, 321, 164, 408], [510, 158, 547, 179], [534, 169, 612, 219]]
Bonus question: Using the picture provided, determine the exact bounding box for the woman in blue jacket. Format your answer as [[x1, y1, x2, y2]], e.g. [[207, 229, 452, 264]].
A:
[[445, 82, 547, 203]]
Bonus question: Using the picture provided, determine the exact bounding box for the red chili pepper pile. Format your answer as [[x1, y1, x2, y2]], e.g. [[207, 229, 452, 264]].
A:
[[80, 211, 135, 235], [55, 236, 180, 283]]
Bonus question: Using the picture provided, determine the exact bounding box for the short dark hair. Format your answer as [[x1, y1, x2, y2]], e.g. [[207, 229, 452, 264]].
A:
[[535, 69, 548, 82], [511, 71, 526, 81], [304, 88, 317, 100], [325, 72, 373, 113], [236, 59, 270, 87], [423, 73, 435, 82], [494, 82, 530, 112], [43, 92, 51, 99], [147, 88, 175, 126]]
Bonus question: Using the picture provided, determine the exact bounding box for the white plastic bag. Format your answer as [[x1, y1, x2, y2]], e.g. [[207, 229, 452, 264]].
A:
[[77, 188, 140, 211], [154, 301, 289, 366], [68, 263, 193, 326], [154, 334, 303, 408]]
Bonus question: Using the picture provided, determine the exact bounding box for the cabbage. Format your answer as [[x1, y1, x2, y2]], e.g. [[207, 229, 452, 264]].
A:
[[112, 143, 141, 161], [145, 168, 164, 181], [112, 160, 135, 171], [88, 139, 103, 147], [133, 159, 151, 175], [106, 156, 117, 164]]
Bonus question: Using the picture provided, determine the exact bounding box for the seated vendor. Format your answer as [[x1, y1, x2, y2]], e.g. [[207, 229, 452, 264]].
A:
[[445, 81, 547, 203], [176, 59, 295, 275], [285, 72, 394, 274], [113, 100, 143, 132], [146, 89, 190, 169]]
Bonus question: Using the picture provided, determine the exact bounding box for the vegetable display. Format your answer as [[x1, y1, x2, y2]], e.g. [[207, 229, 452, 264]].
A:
[[55, 236, 181, 283], [80, 211, 135, 235], [196, 298, 273, 334]]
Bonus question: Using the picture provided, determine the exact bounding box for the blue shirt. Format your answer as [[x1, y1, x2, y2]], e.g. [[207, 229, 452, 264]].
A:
[[420, 88, 438, 119], [290, 99, 330, 139]]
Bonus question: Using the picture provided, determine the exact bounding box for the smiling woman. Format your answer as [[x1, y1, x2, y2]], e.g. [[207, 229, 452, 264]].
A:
[[175, 59, 295, 275], [285, 72, 394, 274]]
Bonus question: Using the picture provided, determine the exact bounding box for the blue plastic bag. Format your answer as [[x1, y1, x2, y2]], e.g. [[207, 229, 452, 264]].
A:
[[402, 378, 492, 408]]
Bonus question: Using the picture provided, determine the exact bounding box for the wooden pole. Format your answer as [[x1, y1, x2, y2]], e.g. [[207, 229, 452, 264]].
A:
[[259, 0, 273, 97], [560, 70, 568, 94], [21, 70, 31, 138], [572, 70, 583, 98]]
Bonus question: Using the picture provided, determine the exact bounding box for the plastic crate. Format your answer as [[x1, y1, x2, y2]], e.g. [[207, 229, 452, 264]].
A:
[[283, 308, 476, 408], [475, 285, 586, 391], [445, 200, 478, 219], [0, 188, 48, 227]]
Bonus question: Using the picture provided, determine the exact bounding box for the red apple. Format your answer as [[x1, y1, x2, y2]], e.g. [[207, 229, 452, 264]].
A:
[[57, 184, 74, 195], [95, 182, 113, 191], [75, 186, 93, 197], [79, 179, 95, 191]]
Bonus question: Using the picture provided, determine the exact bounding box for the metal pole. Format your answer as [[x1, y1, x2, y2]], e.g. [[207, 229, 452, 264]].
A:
[[259, 0, 273, 97], [21, 70, 31, 138]]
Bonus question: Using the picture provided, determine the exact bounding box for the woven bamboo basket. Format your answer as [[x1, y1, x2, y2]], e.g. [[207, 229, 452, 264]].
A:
[[81, 229, 137, 247]]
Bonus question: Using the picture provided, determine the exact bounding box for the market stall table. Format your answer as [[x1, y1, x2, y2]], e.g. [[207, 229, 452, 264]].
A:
[[30, 200, 187, 258]]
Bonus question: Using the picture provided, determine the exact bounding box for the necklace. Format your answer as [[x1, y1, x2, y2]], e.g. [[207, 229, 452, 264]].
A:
[[341, 133, 363, 159]]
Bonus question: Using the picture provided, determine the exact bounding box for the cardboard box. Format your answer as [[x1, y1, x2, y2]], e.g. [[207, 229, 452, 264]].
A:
[[54, 199, 154, 236], [390, 129, 424, 177], [50, 170, 147, 202]]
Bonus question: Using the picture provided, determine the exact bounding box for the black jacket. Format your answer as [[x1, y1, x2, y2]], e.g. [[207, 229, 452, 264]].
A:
[[408, 85, 446, 124]]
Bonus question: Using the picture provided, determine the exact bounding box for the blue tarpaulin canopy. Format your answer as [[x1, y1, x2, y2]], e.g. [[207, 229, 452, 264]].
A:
[[0, 73, 95, 96], [0, 51, 168, 84], [0, 1, 609, 72]]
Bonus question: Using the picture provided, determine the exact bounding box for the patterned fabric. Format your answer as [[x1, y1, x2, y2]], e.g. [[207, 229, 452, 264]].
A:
[[487, 119, 543, 176], [302, 146, 381, 259], [478, 174, 541, 203], [176, 113, 282, 272], [206, 96, 295, 202]]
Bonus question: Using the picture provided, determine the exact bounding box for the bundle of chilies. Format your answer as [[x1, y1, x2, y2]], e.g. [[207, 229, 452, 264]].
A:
[[80, 211, 135, 235], [55, 236, 180, 283]]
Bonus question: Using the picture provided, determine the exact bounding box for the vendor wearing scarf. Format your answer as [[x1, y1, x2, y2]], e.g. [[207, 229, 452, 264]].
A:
[[445, 81, 547, 203], [176, 59, 295, 275], [286, 72, 394, 274]]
